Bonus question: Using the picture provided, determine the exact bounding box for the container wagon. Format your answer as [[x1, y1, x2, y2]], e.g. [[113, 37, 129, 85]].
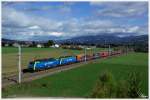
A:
[[93, 53, 101, 59], [76, 54, 85, 62], [100, 51, 109, 57]]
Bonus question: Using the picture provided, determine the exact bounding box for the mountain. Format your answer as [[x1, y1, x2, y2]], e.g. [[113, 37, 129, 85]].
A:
[[2, 38, 47, 45], [2, 34, 148, 46], [56, 34, 148, 45], [2, 38, 17, 44]]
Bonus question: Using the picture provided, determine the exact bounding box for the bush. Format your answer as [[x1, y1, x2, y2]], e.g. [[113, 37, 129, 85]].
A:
[[127, 72, 142, 98], [116, 80, 128, 98], [91, 71, 116, 98], [91, 71, 142, 98]]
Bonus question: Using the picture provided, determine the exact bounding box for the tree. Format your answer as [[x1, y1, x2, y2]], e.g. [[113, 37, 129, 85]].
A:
[[32, 41, 36, 47], [116, 80, 128, 98], [127, 72, 142, 98], [91, 71, 116, 98], [44, 40, 54, 47], [48, 40, 54, 46]]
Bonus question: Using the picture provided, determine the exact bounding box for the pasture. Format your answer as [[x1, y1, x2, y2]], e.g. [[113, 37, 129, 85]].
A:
[[2, 52, 148, 98], [2, 47, 104, 76]]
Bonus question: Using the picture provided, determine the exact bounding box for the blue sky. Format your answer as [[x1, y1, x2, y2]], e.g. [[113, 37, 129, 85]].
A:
[[2, 2, 148, 41]]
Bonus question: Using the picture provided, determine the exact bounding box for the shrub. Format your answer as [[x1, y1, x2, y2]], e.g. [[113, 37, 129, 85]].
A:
[[116, 80, 128, 98], [91, 71, 116, 98], [91, 71, 142, 98], [127, 72, 142, 98]]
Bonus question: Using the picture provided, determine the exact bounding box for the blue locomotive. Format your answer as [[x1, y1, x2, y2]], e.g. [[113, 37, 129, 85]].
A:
[[28, 56, 77, 71], [59, 56, 77, 65], [28, 58, 60, 71]]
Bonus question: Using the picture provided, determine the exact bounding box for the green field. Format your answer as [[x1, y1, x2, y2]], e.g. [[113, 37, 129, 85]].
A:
[[2, 52, 148, 98], [2, 47, 105, 75]]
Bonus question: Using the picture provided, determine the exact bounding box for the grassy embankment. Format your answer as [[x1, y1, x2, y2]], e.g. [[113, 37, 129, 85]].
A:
[[2, 52, 148, 98]]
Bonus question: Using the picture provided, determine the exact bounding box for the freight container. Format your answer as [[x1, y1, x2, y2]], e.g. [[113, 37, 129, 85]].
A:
[[76, 54, 85, 62], [100, 51, 109, 57], [93, 53, 100, 59]]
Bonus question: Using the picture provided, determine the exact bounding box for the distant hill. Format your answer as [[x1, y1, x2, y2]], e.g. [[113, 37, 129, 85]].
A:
[[57, 34, 148, 45], [2, 38, 50, 48], [2, 34, 148, 46], [2, 38, 18, 44], [2, 38, 47, 44]]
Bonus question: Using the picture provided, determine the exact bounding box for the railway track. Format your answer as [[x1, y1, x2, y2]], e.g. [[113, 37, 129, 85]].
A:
[[2, 60, 95, 87], [2, 53, 126, 88]]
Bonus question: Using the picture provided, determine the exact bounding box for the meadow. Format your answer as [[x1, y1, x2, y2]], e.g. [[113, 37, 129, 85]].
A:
[[2, 47, 104, 75], [2, 52, 148, 98]]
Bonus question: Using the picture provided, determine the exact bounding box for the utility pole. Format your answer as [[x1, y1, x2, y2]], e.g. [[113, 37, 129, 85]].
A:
[[18, 45, 21, 83], [93, 46, 96, 60], [105, 40, 106, 50], [126, 45, 128, 55], [93, 46, 95, 55], [84, 47, 86, 62], [108, 45, 111, 56]]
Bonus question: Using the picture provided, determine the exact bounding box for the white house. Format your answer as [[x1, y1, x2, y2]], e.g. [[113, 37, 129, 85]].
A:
[[13, 43, 19, 47], [55, 44, 59, 48], [51, 44, 60, 48], [4, 43, 9, 47], [37, 44, 43, 48]]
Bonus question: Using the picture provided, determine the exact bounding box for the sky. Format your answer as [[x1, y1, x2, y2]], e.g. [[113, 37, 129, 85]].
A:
[[2, 1, 148, 41]]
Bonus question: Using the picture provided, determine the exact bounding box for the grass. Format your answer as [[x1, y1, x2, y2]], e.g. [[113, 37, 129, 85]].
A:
[[2, 47, 104, 75], [2, 47, 105, 54], [2, 52, 148, 98]]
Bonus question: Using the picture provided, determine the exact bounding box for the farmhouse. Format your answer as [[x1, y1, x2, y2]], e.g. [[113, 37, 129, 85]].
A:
[[12, 43, 19, 47], [37, 44, 43, 48], [51, 44, 60, 48], [4, 43, 9, 47]]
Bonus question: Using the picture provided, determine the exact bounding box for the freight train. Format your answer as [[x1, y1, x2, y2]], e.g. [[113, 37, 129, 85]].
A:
[[26, 50, 122, 72]]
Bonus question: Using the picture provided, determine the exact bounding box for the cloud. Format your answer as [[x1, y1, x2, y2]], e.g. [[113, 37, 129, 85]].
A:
[[2, 2, 148, 41], [2, 7, 31, 28], [4, 2, 72, 14], [49, 32, 63, 37], [28, 25, 40, 29], [127, 26, 139, 33], [2, 6, 65, 38], [90, 2, 148, 18]]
